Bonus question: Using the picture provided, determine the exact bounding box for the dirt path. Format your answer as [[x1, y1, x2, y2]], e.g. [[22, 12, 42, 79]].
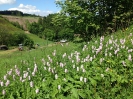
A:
[[0, 43, 57, 56], [0, 48, 18, 55]]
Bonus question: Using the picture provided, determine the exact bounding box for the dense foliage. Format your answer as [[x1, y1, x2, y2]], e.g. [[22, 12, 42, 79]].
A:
[[56, 0, 133, 40], [27, 14, 74, 41]]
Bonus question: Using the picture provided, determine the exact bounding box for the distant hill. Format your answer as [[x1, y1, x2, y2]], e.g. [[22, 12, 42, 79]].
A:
[[0, 16, 45, 45], [0, 10, 40, 30], [2, 15, 39, 30], [0, 16, 22, 32]]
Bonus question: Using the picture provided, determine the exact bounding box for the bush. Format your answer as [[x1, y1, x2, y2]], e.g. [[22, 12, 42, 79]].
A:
[[58, 28, 74, 41], [0, 28, 12, 45], [10, 32, 34, 47], [43, 29, 55, 41]]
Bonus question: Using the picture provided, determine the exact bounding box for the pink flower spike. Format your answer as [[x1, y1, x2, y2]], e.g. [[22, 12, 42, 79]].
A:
[[5, 80, 10, 86], [2, 90, 6, 95], [58, 85, 61, 90], [55, 74, 58, 79], [0, 81, 4, 86], [80, 76, 83, 82], [35, 89, 39, 94], [84, 78, 87, 83], [30, 81, 34, 88]]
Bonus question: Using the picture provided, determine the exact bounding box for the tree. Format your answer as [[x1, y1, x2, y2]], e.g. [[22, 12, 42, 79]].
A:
[[0, 28, 11, 45], [56, 0, 133, 41]]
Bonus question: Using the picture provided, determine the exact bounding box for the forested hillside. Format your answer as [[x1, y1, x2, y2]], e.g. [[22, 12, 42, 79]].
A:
[[25, 0, 133, 42]]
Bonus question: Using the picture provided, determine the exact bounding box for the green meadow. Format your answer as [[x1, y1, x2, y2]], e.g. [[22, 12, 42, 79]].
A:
[[0, 25, 133, 98]]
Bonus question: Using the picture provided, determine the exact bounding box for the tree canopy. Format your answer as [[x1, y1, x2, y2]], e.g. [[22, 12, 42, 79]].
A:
[[56, 0, 133, 40]]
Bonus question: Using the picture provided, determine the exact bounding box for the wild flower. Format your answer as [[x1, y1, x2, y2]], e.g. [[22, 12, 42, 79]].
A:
[[84, 78, 87, 83], [4, 75, 7, 80], [55, 74, 58, 79], [58, 85, 61, 90], [101, 74, 104, 78], [129, 33, 132, 37], [109, 39, 112, 44], [20, 77, 22, 81], [63, 78, 66, 81], [122, 61, 126, 66], [15, 68, 20, 76], [0, 81, 4, 86], [48, 67, 51, 72], [77, 67, 79, 71], [49, 59, 53, 63], [131, 39, 133, 45], [27, 68, 30, 71], [51, 69, 55, 74], [60, 62, 64, 68], [128, 49, 133, 53], [33, 64, 37, 73], [63, 53, 67, 58], [80, 65, 84, 69], [44, 67, 47, 70], [32, 72, 35, 76], [23, 72, 28, 79], [64, 69, 68, 73], [90, 57, 93, 61], [43, 78, 45, 82], [7, 69, 12, 75], [105, 68, 109, 72], [47, 62, 50, 66], [120, 39, 125, 45], [13, 75, 15, 80], [73, 65, 75, 69], [22, 79, 26, 82], [28, 76, 31, 80], [52, 50, 56, 56], [128, 54, 132, 61], [109, 53, 112, 57], [2, 89, 6, 95], [82, 68, 86, 73], [30, 81, 34, 88], [80, 76, 83, 81], [72, 60, 74, 63], [100, 58, 103, 64], [35, 89, 39, 94], [5, 80, 10, 86]]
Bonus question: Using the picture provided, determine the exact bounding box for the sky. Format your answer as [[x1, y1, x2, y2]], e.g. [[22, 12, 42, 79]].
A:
[[0, 0, 61, 16]]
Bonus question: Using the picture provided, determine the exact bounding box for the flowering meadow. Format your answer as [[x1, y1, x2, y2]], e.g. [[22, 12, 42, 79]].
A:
[[0, 29, 133, 98]]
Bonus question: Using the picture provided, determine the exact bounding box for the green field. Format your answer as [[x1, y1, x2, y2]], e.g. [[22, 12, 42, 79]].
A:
[[0, 24, 133, 98]]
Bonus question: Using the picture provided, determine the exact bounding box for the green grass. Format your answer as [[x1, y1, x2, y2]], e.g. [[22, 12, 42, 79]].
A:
[[26, 33, 53, 46], [0, 16, 22, 32], [0, 22, 133, 98]]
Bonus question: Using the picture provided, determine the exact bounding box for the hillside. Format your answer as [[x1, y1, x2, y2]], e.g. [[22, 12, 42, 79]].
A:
[[0, 16, 22, 32], [0, 16, 45, 46], [1, 15, 39, 30]]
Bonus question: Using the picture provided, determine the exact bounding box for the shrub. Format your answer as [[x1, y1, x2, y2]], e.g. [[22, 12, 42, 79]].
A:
[[43, 29, 55, 41], [58, 28, 74, 41]]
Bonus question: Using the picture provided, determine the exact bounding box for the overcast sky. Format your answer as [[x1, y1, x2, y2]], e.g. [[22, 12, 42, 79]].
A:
[[0, 0, 61, 16]]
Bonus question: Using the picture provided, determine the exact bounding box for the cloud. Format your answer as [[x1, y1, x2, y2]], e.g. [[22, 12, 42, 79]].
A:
[[0, 0, 16, 5], [8, 4, 54, 16]]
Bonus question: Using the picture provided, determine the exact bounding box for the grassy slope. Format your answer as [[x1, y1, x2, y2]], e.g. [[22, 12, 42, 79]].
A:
[[0, 16, 22, 32], [0, 15, 52, 56], [1, 15, 39, 30]]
